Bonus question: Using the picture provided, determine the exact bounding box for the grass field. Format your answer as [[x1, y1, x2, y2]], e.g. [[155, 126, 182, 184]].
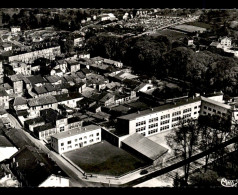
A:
[[155, 29, 187, 41], [185, 21, 212, 29], [64, 140, 148, 176]]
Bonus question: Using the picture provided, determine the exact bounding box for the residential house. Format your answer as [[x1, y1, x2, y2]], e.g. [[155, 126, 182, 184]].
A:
[[10, 146, 69, 187], [11, 26, 21, 34], [34, 123, 56, 141], [0, 88, 9, 109], [0, 135, 18, 162], [24, 117, 45, 132], [3, 83, 13, 95], [54, 93, 83, 108], [219, 36, 232, 48], [9, 74, 24, 95], [13, 97, 28, 112], [27, 95, 58, 117], [90, 92, 115, 107], [103, 58, 123, 68], [1, 43, 12, 51], [66, 59, 81, 73]]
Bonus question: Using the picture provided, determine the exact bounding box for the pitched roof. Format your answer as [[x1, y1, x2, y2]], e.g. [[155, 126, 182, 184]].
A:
[[33, 86, 48, 95], [45, 75, 61, 83], [54, 93, 82, 102], [13, 97, 27, 106], [34, 123, 55, 133], [122, 133, 168, 160], [11, 145, 68, 186], [0, 135, 15, 147], [0, 88, 9, 97], [27, 75, 46, 85], [28, 96, 57, 107], [24, 117, 45, 126], [44, 83, 56, 92]]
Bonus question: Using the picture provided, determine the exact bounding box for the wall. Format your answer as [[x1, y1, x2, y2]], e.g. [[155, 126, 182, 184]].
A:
[[38, 175, 69, 187]]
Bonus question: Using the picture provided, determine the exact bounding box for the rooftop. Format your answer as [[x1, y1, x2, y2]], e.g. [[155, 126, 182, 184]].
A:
[[51, 124, 101, 140], [34, 123, 55, 133], [118, 96, 201, 120], [122, 133, 168, 161], [28, 95, 57, 107], [54, 92, 82, 102]]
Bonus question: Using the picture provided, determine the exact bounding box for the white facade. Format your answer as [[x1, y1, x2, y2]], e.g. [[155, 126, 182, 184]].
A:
[[220, 37, 232, 47], [131, 101, 201, 137], [0, 147, 18, 162], [11, 27, 21, 34], [51, 125, 101, 154], [38, 175, 69, 187]]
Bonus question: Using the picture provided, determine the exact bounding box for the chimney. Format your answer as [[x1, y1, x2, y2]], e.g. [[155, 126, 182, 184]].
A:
[[137, 111, 140, 114]]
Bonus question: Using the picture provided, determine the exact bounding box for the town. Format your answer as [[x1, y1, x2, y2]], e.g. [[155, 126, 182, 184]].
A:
[[0, 8, 238, 188]]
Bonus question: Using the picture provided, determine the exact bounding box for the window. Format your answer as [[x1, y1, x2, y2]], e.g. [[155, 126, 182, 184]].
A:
[[61, 143, 64, 146], [208, 107, 212, 111], [183, 108, 192, 113], [84, 141, 87, 144], [89, 139, 93, 143], [194, 106, 197, 109], [96, 137, 100, 141], [172, 117, 180, 122], [204, 106, 207, 109], [136, 126, 146, 132], [60, 126, 64, 132], [148, 129, 158, 135], [75, 144, 78, 147], [67, 141, 71, 145], [213, 109, 216, 112], [75, 139, 77, 142], [160, 125, 170, 131], [160, 119, 170, 125], [149, 117, 158, 123], [96, 133, 99, 136], [194, 112, 197, 115], [161, 114, 170, 120], [84, 136, 87, 139], [141, 132, 146, 136], [61, 148, 64, 151], [136, 121, 146, 127], [203, 111, 207, 114], [89, 134, 93, 137], [79, 137, 82, 140], [172, 111, 181, 117]]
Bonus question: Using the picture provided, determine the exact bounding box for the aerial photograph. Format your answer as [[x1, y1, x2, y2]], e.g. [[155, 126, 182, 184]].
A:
[[0, 7, 237, 189]]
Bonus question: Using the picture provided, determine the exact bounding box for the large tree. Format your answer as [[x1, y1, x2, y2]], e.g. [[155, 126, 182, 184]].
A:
[[166, 118, 200, 184]]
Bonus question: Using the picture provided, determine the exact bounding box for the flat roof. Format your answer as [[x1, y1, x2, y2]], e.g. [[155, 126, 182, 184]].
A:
[[201, 96, 231, 110], [118, 96, 201, 120], [51, 124, 101, 140]]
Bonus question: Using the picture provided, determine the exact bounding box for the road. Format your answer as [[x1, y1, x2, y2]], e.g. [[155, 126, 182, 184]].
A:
[[7, 113, 104, 187]]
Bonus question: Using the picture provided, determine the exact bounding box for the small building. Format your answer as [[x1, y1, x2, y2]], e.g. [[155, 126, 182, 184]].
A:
[[9, 74, 24, 95], [0, 88, 9, 109], [0, 135, 18, 162], [11, 26, 21, 34], [13, 97, 28, 111], [219, 36, 232, 47], [24, 117, 45, 132], [54, 93, 83, 108], [1, 43, 12, 51], [33, 123, 56, 141], [10, 145, 69, 187], [51, 124, 101, 154]]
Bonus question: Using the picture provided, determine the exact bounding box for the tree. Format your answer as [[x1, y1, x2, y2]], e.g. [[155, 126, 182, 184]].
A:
[[189, 170, 219, 187], [166, 118, 200, 184]]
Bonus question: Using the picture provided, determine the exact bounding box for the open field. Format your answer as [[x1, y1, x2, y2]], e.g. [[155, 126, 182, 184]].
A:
[[185, 21, 213, 29], [64, 140, 148, 176], [154, 29, 187, 41]]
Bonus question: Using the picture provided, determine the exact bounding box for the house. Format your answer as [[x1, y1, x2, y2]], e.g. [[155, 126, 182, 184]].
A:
[[33, 123, 56, 141], [9, 74, 24, 95], [219, 36, 232, 48], [0, 88, 9, 109], [10, 145, 69, 187], [13, 97, 28, 111], [11, 26, 21, 34], [32, 86, 50, 97], [11, 62, 31, 76], [26, 75, 46, 88], [45, 75, 62, 85], [31, 63, 41, 74], [89, 92, 115, 107], [66, 59, 81, 73], [73, 37, 84, 47], [24, 117, 45, 132], [67, 116, 83, 130], [51, 124, 101, 154], [0, 135, 18, 162], [134, 83, 154, 93], [1, 43, 12, 51], [3, 83, 13, 95], [27, 95, 58, 117], [50, 68, 64, 77], [0, 163, 19, 187], [99, 13, 117, 21], [103, 58, 123, 68], [54, 93, 83, 108]]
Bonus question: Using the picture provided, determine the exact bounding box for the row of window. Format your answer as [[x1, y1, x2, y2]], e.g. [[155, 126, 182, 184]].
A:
[[172, 122, 180, 128], [161, 119, 170, 125], [61, 133, 100, 146], [149, 117, 158, 123], [136, 120, 146, 127], [160, 125, 170, 131], [172, 116, 181, 122], [183, 108, 192, 113], [148, 123, 158, 129], [183, 113, 191, 119], [148, 128, 158, 135], [203, 106, 226, 116], [172, 111, 181, 117], [161, 114, 170, 120], [136, 126, 146, 132]]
